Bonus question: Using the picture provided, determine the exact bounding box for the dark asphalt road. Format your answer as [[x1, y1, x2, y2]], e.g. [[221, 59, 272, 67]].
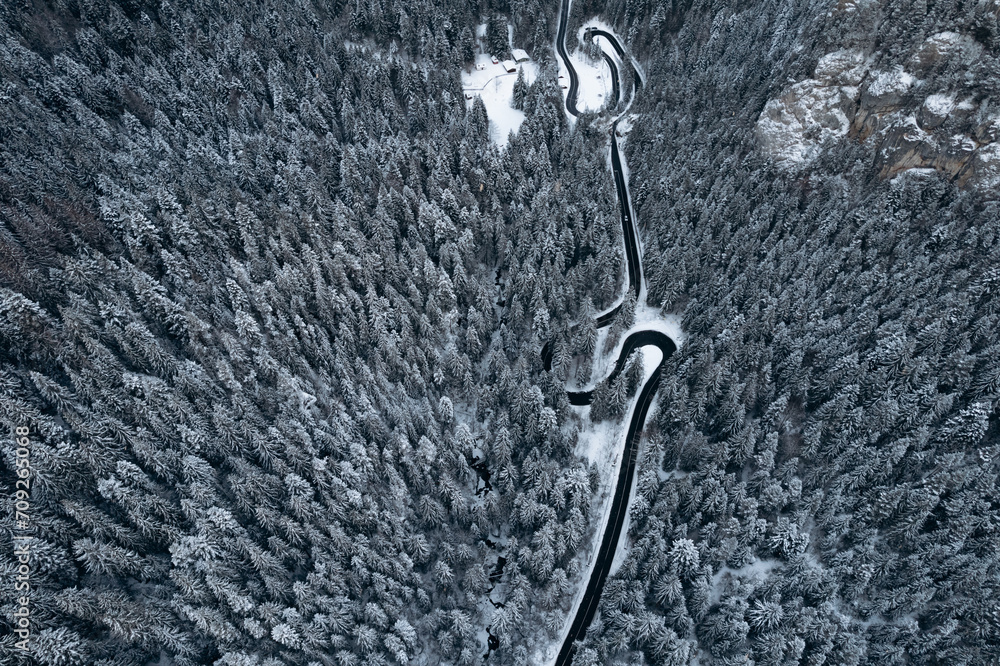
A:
[[584, 27, 645, 89], [556, 334, 673, 666], [547, 7, 676, 666], [610, 122, 642, 296], [567, 330, 675, 406], [556, 0, 581, 117]]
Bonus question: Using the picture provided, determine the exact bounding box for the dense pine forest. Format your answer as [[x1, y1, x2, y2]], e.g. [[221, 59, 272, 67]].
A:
[[1, 0, 999, 665]]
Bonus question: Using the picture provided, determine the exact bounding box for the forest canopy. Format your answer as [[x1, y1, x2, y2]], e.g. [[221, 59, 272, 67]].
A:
[[1, 0, 1000, 665]]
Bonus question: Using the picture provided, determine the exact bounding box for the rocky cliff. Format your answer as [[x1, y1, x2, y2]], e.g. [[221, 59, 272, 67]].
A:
[[758, 25, 1000, 193]]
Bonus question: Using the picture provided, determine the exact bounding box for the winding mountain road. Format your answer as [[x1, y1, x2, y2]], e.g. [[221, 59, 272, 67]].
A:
[[584, 27, 646, 89], [548, 3, 676, 665], [555, 0, 581, 117]]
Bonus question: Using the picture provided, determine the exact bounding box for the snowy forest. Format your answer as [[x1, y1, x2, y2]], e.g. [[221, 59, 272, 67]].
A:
[[1, 0, 1000, 664]]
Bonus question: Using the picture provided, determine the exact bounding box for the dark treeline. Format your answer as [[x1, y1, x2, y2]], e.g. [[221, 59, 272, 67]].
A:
[[0, 0, 637, 664]]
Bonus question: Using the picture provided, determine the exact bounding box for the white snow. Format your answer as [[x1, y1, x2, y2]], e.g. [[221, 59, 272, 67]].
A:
[[616, 113, 637, 135], [900, 114, 933, 143], [461, 53, 539, 148], [634, 303, 685, 346], [975, 141, 1000, 190], [949, 133, 977, 152], [867, 66, 915, 100], [639, 345, 662, 382], [923, 93, 955, 118], [708, 558, 781, 606], [926, 30, 964, 47], [813, 49, 868, 86], [956, 97, 976, 111], [892, 167, 938, 180], [561, 50, 612, 113]]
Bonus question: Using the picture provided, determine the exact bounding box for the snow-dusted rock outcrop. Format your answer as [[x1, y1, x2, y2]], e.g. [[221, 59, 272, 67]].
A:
[[755, 50, 866, 167], [757, 32, 1000, 196]]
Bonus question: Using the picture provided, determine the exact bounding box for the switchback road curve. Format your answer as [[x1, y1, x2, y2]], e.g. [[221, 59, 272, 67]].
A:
[[583, 27, 646, 90], [555, 0, 581, 117], [567, 330, 675, 406]]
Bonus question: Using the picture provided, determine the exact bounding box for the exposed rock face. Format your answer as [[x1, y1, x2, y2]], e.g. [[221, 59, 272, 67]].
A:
[[756, 31, 1000, 195], [755, 50, 866, 166], [906, 31, 982, 71]]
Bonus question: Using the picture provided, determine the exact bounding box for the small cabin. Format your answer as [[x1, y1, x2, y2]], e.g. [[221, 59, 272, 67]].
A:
[[475, 63, 486, 71], [502, 60, 517, 73], [511, 49, 530, 63]]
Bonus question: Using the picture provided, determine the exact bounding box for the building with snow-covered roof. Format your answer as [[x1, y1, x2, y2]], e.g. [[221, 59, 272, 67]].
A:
[[511, 49, 529, 62], [502, 60, 517, 73]]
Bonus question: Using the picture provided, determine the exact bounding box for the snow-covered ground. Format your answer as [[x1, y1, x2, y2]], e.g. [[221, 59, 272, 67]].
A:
[[461, 54, 538, 149], [708, 558, 781, 606], [565, 50, 612, 113]]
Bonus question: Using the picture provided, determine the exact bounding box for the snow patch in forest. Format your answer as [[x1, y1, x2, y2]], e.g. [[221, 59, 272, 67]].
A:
[[867, 66, 915, 101], [708, 558, 782, 606], [923, 93, 955, 119], [578, 17, 618, 39], [462, 53, 539, 148], [575, 414, 622, 466], [814, 49, 868, 86], [639, 345, 662, 382], [616, 113, 637, 136], [634, 303, 685, 347]]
